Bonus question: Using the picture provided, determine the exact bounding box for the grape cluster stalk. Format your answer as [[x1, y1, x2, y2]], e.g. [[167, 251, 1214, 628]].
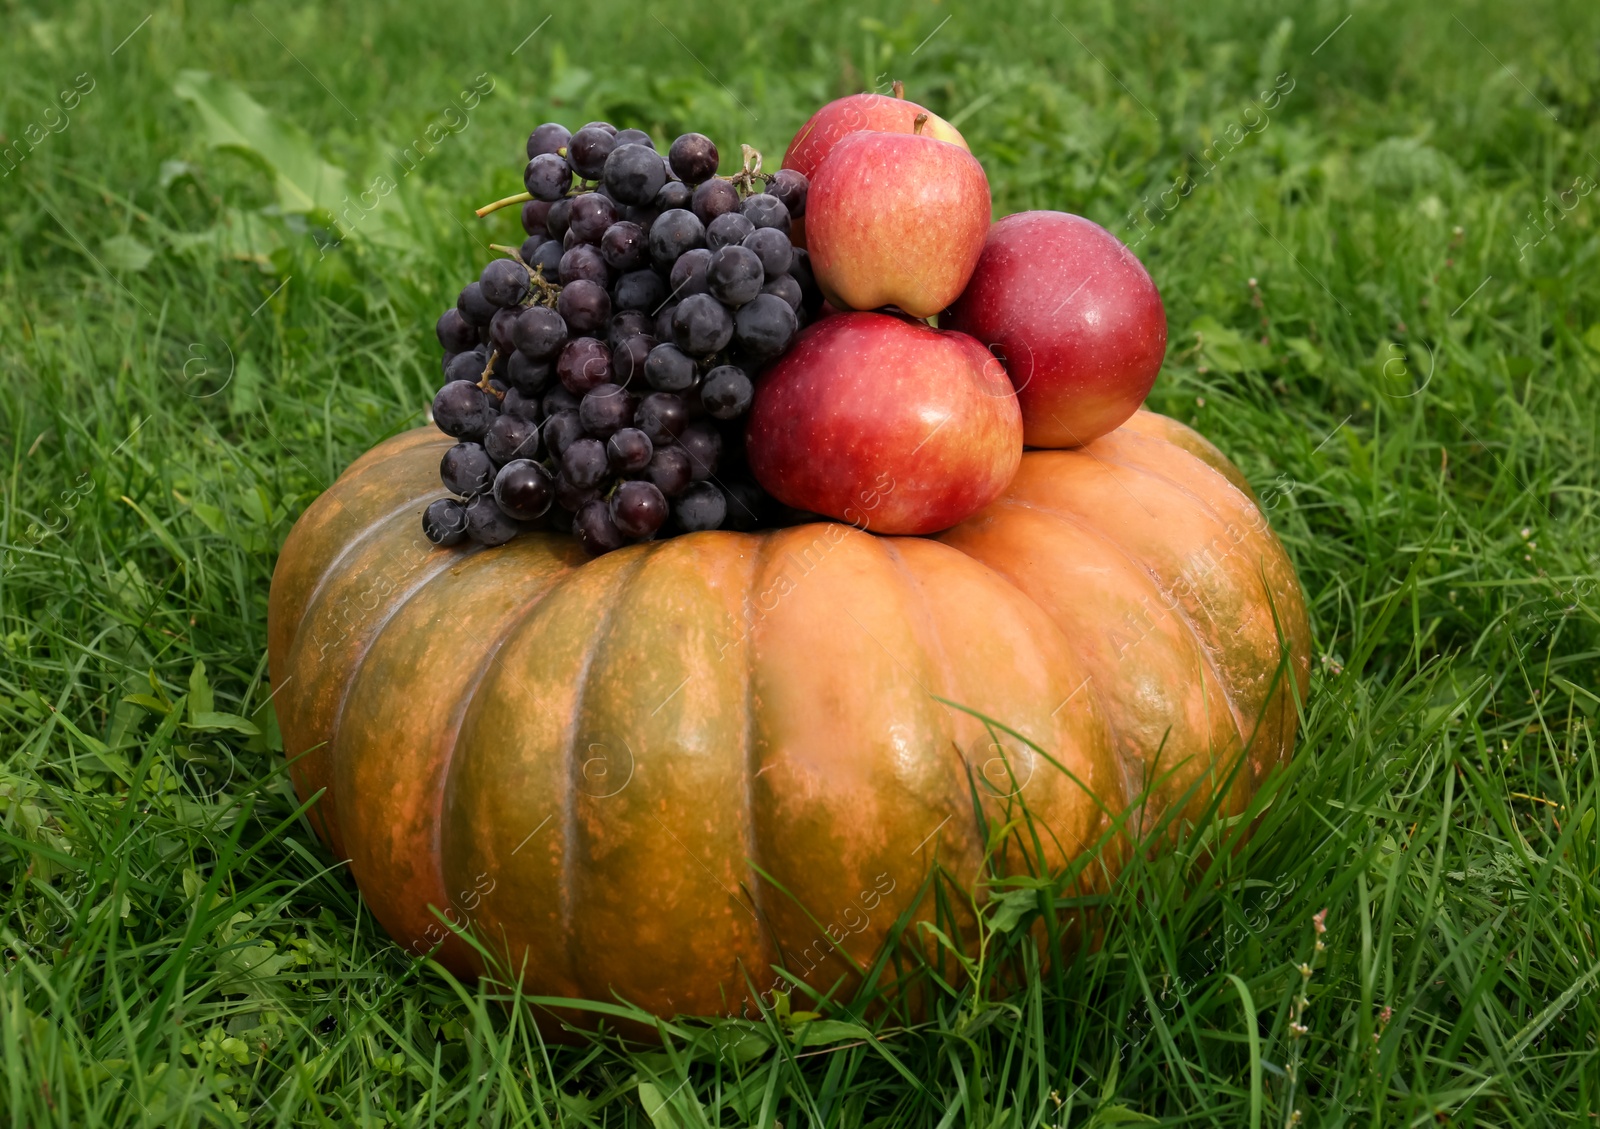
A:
[[425, 121, 821, 556]]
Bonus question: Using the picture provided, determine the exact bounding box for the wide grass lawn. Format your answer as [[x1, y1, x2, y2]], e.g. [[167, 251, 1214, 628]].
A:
[[3, 0, 1598, 1123]]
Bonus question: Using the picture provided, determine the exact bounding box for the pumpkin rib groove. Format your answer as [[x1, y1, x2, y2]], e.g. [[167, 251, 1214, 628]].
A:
[[740, 533, 778, 981]]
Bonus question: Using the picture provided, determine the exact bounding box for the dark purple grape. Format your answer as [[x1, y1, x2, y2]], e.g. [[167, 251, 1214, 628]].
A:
[[543, 409, 584, 457], [613, 270, 668, 312], [445, 350, 485, 384], [700, 365, 754, 419], [481, 259, 530, 308], [742, 192, 791, 233], [600, 221, 649, 272], [691, 179, 740, 226], [743, 227, 792, 277], [507, 353, 551, 395], [674, 481, 727, 531], [708, 245, 764, 306], [604, 144, 668, 206], [440, 442, 494, 496], [489, 306, 521, 357], [527, 123, 571, 160], [457, 281, 497, 327], [557, 280, 611, 337], [767, 168, 808, 217], [668, 133, 719, 184], [486, 375, 508, 400], [644, 342, 697, 392], [607, 310, 654, 349], [614, 128, 654, 149], [654, 303, 679, 341], [654, 181, 692, 212], [503, 387, 543, 422], [760, 273, 803, 312], [574, 499, 627, 555], [668, 247, 713, 299], [437, 308, 478, 353], [513, 306, 568, 361], [678, 422, 722, 481], [568, 126, 617, 180], [433, 381, 495, 440], [607, 427, 653, 472], [644, 445, 693, 497], [543, 385, 580, 415], [493, 458, 554, 521], [559, 244, 610, 286], [568, 192, 617, 243], [556, 336, 613, 394], [610, 480, 668, 539], [636, 392, 689, 444], [733, 293, 798, 359], [561, 437, 609, 488], [484, 414, 541, 465], [526, 239, 564, 280], [581, 120, 617, 135], [546, 198, 572, 240], [555, 474, 600, 513], [626, 205, 662, 232], [524, 153, 573, 202], [789, 247, 823, 315], [466, 493, 522, 546], [706, 211, 755, 252], [673, 293, 735, 355], [613, 333, 655, 386], [579, 383, 635, 438], [649, 209, 706, 267], [423, 497, 469, 546]]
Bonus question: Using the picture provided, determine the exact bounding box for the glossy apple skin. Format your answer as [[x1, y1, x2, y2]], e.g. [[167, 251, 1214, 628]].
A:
[[747, 313, 1021, 534], [782, 92, 968, 180], [807, 131, 990, 319], [945, 211, 1167, 448]]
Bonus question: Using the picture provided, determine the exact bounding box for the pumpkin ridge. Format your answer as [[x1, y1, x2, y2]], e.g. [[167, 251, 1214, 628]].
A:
[[740, 532, 780, 978]]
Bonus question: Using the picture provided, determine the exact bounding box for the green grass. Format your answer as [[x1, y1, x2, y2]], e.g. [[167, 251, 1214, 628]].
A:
[[2, 0, 1599, 1123]]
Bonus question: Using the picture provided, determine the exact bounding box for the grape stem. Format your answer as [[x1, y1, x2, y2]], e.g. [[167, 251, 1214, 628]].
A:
[[726, 145, 766, 196], [489, 244, 562, 309], [476, 191, 532, 218], [477, 351, 505, 399]]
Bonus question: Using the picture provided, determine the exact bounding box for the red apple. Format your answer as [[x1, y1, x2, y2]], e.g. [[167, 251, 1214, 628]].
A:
[[781, 89, 968, 180], [747, 312, 1021, 534], [945, 211, 1167, 448], [806, 130, 990, 319]]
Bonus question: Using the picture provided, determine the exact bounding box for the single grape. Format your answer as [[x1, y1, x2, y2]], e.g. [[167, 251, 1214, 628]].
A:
[[437, 308, 478, 353], [567, 192, 618, 243], [635, 391, 689, 443], [733, 293, 798, 359], [741, 192, 791, 233], [489, 306, 521, 357], [545, 197, 572, 240], [610, 480, 668, 538], [555, 474, 601, 514], [672, 293, 735, 355], [502, 387, 543, 422], [556, 335, 613, 393], [481, 258, 530, 308], [526, 122, 571, 160], [493, 458, 554, 521], [559, 244, 610, 288], [423, 497, 470, 546], [581, 120, 617, 135], [543, 409, 584, 457], [706, 211, 755, 252], [607, 427, 654, 472], [557, 280, 612, 337], [743, 227, 792, 277], [707, 245, 764, 306], [484, 414, 541, 465], [678, 422, 722, 480], [767, 168, 809, 217], [578, 383, 635, 438], [574, 499, 627, 555], [433, 380, 495, 440], [644, 342, 697, 392], [440, 441, 495, 496], [522, 199, 553, 241], [760, 272, 803, 312], [561, 436, 609, 488], [654, 181, 692, 212], [512, 306, 567, 361], [604, 144, 667, 206], [524, 153, 573, 201], [567, 125, 616, 179], [457, 281, 497, 327], [649, 209, 706, 268], [607, 309, 654, 349], [691, 179, 740, 226], [668, 247, 713, 299], [612, 333, 655, 386], [612, 269, 668, 313], [700, 365, 754, 419], [445, 350, 485, 384], [600, 221, 649, 272], [788, 246, 823, 314], [668, 133, 719, 184], [543, 385, 580, 415], [614, 127, 654, 149], [654, 303, 679, 342], [466, 493, 522, 546], [674, 481, 727, 531], [645, 445, 693, 497], [507, 353, 551, 395]]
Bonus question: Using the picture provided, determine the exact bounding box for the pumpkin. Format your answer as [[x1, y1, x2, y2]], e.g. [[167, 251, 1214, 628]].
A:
[[266, 410, 1309, 1019]]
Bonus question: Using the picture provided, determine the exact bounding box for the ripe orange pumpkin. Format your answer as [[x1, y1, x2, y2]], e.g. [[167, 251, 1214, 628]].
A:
[[266, 411, 1309, 1019]]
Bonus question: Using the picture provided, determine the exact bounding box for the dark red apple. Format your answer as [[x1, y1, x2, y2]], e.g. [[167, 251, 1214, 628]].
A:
[[746, 312, 1020, 534], [806, 130, 990, 319], [945, 211, 1167, 448], [782, 88, 968, 180]]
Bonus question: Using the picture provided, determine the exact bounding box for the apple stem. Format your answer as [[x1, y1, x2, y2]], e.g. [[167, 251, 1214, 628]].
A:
[[913, 112, 928, 136], [893, 80, 905, 99], [475, 191, 532, 218]]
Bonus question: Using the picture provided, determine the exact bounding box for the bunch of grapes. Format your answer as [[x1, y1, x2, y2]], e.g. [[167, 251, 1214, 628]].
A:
[[424, 120, 820, 556]]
